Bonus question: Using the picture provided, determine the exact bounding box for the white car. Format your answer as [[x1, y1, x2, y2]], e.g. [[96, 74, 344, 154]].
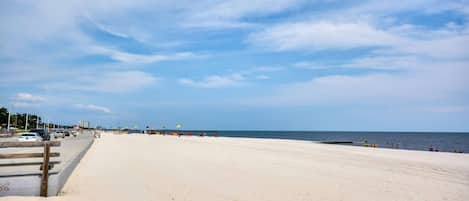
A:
[[71, 130, 78, 137], [53, 131, 65, 138], [18, 132, 42, 142]]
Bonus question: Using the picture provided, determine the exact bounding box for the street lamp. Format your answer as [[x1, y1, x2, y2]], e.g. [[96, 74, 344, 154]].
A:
[[7, 111, 10, 131], [25, 113, 29, 130]]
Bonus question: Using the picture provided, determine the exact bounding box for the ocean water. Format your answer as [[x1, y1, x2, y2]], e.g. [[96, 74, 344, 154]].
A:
[[209, 131, 469, 153]]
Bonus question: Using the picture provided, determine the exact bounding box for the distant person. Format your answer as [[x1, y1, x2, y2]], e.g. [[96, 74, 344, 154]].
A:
[[94, 130, 101, 138]]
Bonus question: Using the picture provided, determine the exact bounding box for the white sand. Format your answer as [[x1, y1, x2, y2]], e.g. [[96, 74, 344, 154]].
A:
[[2, 133, 469, 201]]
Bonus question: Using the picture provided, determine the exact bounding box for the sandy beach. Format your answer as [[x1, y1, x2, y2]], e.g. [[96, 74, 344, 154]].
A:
[[2, 133, 469, 201]]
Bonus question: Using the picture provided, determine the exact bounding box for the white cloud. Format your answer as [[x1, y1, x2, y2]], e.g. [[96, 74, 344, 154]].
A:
[[89, 46, 198, 64], [179, 74, 245, 88], [11, 93, 46, 108], [249, 19, 469, 62], [0, 1, 83, 57], [75, 104, 112, 113], [44, 71, 157, 93], [183, 0, 308, 28], [293, 61, 334, 70], [397, 35, 469, 59], [11, 102, 39, 108], [197, 0, 305, 19], [88, 71, 157, 92], [182, 20, 254, 29], [14, 93, 45, 102], [347, 0, 469, 17], [241, 66, 285, 74], [255, 75, 270, 80], [0, 0, 313, 64], [0, 1, 201, 65], [248, 21, 403, 51], [87, 17, 130, 39], [179, 66, 281, 88], [340, 56, 422, 70], [244, 59, 469, 107]]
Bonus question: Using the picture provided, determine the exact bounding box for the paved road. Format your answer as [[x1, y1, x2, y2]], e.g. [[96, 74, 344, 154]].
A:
[[0, 131, 94, 176]]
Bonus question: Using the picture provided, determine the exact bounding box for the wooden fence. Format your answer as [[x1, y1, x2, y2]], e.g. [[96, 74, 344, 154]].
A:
[[0, 141, 61, 197]]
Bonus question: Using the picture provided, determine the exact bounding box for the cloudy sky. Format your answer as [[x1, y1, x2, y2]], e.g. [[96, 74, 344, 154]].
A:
[[1, 0, 468, 131]]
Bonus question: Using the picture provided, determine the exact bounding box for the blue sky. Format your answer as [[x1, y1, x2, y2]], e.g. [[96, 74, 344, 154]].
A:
[[1, 0, 469, 131]]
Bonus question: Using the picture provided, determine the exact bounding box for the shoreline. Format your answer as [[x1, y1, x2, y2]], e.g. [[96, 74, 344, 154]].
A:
[[130, 132, 469, 154]]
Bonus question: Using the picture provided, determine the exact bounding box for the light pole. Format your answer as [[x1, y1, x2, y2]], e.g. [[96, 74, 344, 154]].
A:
[[25, 113, 29, 130], [7, 111, 10, 131]]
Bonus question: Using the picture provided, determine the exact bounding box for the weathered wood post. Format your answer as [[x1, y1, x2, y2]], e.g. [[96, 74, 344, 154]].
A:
[[40, 142, 50, 197]]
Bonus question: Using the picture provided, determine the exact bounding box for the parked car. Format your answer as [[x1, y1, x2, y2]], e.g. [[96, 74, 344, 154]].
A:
[[71, 130, 78, 137], [53, 130, 65, 138], [29, 129, 50, 141], [18, 132, 41, 142], [64, 130, 71, 137]]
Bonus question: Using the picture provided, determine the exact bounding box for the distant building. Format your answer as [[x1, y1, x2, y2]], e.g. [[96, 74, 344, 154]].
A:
[[79, 121, 90, 128]]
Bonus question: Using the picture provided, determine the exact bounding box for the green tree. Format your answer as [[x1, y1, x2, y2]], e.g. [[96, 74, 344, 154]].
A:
[[15, 113, 26, 129], [0, 107, 8, 128], [0, 107, 44, 130], [29, 114, 41, 129]]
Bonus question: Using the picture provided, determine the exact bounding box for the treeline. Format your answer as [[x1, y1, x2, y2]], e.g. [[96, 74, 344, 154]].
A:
[[1, 107, 76, 131], [0, 107, 43, 130]]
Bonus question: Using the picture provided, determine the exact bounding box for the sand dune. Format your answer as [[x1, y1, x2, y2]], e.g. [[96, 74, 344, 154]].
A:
[[2, 133, 469, 201]]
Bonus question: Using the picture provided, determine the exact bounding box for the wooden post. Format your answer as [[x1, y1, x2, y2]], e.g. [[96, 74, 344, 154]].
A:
[[40, 142, 50, 197]]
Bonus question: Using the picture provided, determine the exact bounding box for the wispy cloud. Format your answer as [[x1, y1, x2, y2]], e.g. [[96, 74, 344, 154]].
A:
[[44, 71, 157, 93], [292, 61, 334, 70], [87, 16, 131, 39], [14, 93, 45, 102], [179, 74, 245, 88], [75, 104, 112, 113], [294, 56, 422, 70], [347, 0, 469, 17], [248, 21, 402, 51], [179, 66, 282, 88], [183, 0, 309, 29], [244, 59, 469, 107], [11, 93, 46, 108], [89, 46, 199, 64], [340, 56, 421, 70], [240, 66, 285, 74], [247, 16, 469, 110], [249, 13, 469, 61]]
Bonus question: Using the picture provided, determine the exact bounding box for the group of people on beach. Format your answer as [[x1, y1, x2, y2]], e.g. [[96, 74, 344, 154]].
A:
[[428, 146, 440, 152], [428, 145, 464, 153]]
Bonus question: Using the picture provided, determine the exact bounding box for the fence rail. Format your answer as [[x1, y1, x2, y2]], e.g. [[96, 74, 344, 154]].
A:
[[0, 141, 61, 148], [0, 141, 61, 197], [0, 161, 60, 167]]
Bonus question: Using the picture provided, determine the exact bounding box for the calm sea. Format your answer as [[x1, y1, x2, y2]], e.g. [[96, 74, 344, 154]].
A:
[[210, 131, 469, 153]]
